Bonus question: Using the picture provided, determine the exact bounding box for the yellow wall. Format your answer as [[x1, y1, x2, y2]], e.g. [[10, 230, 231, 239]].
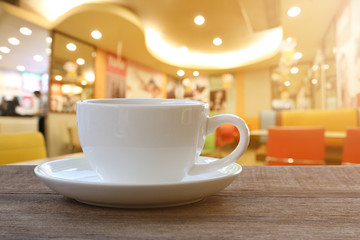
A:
[[243, 68, 272, 117], [94, 48, 107, 99], [161, 73, 167, 98], [235, 71, 244, 117], [46, 112, 77, 157]]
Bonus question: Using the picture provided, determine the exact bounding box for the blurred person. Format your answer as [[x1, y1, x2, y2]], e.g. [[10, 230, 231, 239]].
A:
[[0, 96, 19, 116], [33, 91, 48, 137]]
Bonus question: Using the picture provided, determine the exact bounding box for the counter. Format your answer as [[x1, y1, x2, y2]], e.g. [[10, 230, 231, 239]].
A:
[[0, 116, 38, 133]]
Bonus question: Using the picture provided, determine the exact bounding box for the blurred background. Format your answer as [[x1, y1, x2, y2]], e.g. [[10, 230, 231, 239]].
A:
[[0, 0, 358, 165]]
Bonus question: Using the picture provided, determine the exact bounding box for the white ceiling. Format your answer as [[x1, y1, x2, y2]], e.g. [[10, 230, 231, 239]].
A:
[[0, 0, 343, 79], [0, 7, 50, 74]]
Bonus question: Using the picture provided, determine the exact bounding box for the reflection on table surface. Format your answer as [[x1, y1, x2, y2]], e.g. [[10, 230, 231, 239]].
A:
[[10, 152, 84, 165]]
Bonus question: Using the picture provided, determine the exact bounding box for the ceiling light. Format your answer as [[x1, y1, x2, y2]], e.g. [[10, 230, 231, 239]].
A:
[[46, 37, 52, 44], [177, 69, 185, 77], [16, 65, 25, 71], [193, 71, 199, 77], [8, 37, 20, 45], [290, 67, 299, 74], [66, 43, 77, 51], [213, 37, 222, 46], [285, 37, 294, 43], [0, 46, 11, 54], [178, 46, 189, 64], [62, 84, 72, 94], [294, 52, 303, 60], [179, 46, 188, 53], [33, 55, 43, 62], [182, 78, 190, 86], [287, 6, 301, 17], [46, 48, 52, 55], [91, 30, 102, 39], [85, 73, 95, 82], [323, 64, 330, 70], [72, 86, 83, 94], [81, 80, 88, 85], [55, 75, 63, 81], [19, 27, 32, 36], [76, 58, 85, 65], [312, 65, 319, 71], [145, 27, 283, 69], [284, 81, 291, 87], [311, 78, 318, 85], [194, 15, 205, 25]]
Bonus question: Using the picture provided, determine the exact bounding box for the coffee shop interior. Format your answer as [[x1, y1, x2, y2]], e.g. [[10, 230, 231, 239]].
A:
[[0, 0, 359, 166]]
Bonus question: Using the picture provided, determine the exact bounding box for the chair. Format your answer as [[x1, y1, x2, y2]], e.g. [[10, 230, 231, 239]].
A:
[[201, 132, 216, 155], [216, 124, 239, 147], [255, 110, 281, 161], [342, 128, 360, 165], [68, 125, 82, 153], [266, 127, 325, 165], [259, 110, 276, 144], [0, 132, 47, 164]]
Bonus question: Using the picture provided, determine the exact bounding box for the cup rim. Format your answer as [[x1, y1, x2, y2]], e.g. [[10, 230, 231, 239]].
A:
[[77, 98, 207, 107]]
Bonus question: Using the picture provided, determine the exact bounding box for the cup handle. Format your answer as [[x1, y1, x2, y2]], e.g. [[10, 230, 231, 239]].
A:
[[189, 114, 250, 175]]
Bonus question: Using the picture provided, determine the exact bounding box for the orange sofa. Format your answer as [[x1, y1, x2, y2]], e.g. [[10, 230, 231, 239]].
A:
[[255, 108, 359, 163], [280, 108, 359, 147]]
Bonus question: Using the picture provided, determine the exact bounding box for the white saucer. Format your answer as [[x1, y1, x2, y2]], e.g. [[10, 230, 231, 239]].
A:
[[34, 157, 242, 208]]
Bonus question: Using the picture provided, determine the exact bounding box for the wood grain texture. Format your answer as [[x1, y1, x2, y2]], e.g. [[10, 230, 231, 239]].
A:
[[1, 165, 360, 239]]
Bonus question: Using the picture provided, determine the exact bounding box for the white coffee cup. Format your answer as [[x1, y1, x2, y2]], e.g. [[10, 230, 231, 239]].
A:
[[76, 98, 249, 184]]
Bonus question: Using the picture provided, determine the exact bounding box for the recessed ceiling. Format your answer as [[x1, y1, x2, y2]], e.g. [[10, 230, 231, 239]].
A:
[[0, 0, 344, 78], [0, 7, 50, 74], [49, 0, 283, 74]]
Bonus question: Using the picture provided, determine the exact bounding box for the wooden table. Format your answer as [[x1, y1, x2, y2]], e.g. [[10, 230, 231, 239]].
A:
[[1, 165, 360, 239], [10, 152, 85, 165]]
